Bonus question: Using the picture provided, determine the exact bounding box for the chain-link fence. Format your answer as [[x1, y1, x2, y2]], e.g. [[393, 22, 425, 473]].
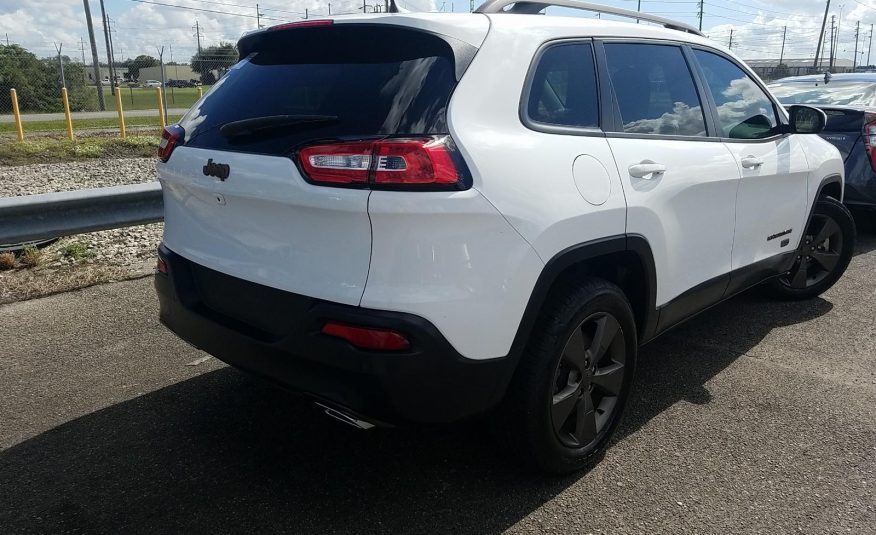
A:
[[1, 43, 237, 139]]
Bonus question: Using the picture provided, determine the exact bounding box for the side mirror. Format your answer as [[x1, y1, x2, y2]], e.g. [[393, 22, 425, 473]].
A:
[[787, 105, 827, 134]]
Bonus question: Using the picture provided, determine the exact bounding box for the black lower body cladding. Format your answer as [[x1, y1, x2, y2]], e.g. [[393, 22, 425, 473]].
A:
[[154, 244, 516, 425]]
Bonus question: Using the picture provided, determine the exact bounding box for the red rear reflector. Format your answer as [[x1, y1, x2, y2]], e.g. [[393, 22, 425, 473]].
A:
[[322, 321, 411, 351], [156, 258, 168, 274], [158, 124, 185, 163], [268, 20, 333, 31], [298, 137, 462, 187]]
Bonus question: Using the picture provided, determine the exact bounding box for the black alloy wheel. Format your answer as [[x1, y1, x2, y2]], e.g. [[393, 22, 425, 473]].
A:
[[551, 312, 626, 448], [781, 212, 843, 289]]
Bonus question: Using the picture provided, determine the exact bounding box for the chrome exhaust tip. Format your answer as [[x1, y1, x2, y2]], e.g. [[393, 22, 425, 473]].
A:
[[315, 402, 376, 430]]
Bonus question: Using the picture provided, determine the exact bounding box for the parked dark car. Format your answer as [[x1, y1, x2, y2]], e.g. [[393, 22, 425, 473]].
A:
[[166, 79, 197, 88], [769, 73, 876, 210]]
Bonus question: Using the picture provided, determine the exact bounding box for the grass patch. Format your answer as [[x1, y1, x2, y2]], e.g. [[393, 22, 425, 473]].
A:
[[0, 115, 184, 135], [0, 252, 14, 270], [19, 246, 43, 268], [0, 135, 160, 166], [88, 86, 209, 111], [61, 242, 95, 262]]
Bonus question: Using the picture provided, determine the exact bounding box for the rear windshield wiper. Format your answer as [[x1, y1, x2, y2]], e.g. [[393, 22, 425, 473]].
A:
[[219, 115, 338, 138]]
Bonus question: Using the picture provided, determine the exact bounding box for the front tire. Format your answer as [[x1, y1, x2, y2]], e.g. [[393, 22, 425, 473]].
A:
[[501, 278, 637, 474], [768, 197, 856, 300]]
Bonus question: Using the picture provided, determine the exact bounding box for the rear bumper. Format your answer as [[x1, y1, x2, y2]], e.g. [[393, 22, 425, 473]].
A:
[[154, 244, 516, 425]]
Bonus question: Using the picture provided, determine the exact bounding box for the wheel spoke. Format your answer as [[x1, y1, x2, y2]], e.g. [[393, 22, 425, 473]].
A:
[[591, 362, 624, 395], [590, 314, 621, 359], [789, 257, 809, 288], [551, 388, 578, 431], [595, 395, 618, 430], [573, 393, 597, 445], [812, 217, 840, 246], [810, 250, 840, 272], [562, 326, 589, 372]]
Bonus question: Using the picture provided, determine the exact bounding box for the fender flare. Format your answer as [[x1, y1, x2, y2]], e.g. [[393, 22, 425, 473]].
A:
[[505, 234, 659, 365]]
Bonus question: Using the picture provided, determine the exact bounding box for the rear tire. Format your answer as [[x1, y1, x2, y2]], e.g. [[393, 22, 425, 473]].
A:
[[499, 277, 637, 474], [767, 197, 856, 300]]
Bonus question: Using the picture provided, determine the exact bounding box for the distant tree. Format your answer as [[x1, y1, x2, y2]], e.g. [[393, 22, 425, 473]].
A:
[[125, 55, 158, 80], [191, 42, 237, 83], [0, 44, 95, 112]]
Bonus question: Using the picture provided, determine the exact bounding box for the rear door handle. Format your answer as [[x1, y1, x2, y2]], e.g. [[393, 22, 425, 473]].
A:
[[628, 161, 667, 179], [741, 156, 764, 168]]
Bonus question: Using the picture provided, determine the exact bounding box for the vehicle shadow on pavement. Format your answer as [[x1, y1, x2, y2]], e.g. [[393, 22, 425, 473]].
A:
[[0, 295, 835, 534]]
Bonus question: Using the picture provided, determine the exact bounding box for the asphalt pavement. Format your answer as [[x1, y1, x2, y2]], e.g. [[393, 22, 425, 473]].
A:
[[1, 218, 874, 534]]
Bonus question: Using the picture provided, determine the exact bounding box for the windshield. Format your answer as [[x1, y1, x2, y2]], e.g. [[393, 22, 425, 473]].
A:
[[768, 81, 876, 107]]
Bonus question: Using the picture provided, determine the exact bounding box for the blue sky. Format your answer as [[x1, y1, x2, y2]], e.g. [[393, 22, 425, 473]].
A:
[[2, 0, 875, 64]]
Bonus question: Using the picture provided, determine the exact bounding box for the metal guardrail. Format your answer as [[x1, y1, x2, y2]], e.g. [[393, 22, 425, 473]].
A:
[[0, 182, 163, 245]]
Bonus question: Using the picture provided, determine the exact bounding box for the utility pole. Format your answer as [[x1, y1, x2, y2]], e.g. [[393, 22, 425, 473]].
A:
[[194, 20, 202, 56], [98, 0, 115, 95], [329, 3, 332, 15], [868, 24, 873, 67], [363, 0, 367, 13], [829, 15, 836, 69], [728, 29, 733, 49], [470, 0, 474, 11], [55, 43, 66, 89], [82, 0, 105, 111], [256, 4, 262, 28], [854, 20, 860, 70], [79, 36, 86, 64], [814, 0, 831, 70], [779, 26, 787, 67], [157, 46, 168, 120], [697, 0, 703, 32], [107, 16, 118, 87], [5, 33, 9, 46]]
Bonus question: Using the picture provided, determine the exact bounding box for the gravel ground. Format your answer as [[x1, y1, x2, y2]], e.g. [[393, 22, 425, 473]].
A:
[[0, 158, 161, 304]]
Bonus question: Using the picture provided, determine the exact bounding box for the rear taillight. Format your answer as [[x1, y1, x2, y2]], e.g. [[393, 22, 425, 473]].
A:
[[321, 321, 411, 351], [864, 113, 876, 172], [268, 20, 333, 31], [297, 136, 466, 188], [159, 124, 185, 163]]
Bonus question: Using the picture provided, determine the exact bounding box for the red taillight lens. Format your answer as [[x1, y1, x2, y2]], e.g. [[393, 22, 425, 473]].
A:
[[322, 321, 411, 351], [159, 124, 185, 163], [268, 20, 333, 31], [863, 112, 876, 172], [156, 258, 168, 275], [297, 137, 463, 187]]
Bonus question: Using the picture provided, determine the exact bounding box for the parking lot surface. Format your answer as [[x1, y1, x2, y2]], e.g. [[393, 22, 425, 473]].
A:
[[1, 222, 874, 534]]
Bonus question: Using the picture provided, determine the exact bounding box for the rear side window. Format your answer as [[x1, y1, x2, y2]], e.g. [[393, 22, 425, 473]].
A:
[[604, 43, 707, 137], [693, 49, 779, 139], [526, 42, 599, 128], [180, 26, 472, 155]]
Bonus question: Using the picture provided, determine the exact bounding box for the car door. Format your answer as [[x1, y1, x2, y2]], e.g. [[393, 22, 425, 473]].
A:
[[599, 41, 741, 330], [689, 48, 809, 291]]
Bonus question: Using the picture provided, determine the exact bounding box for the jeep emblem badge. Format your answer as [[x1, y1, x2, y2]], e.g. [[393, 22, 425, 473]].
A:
[[203, 158, 231, 181]]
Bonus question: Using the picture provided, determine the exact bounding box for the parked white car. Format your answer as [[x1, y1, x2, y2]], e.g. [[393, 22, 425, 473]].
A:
[[143, 80, 162, 88], [154, 1, 854, 473]]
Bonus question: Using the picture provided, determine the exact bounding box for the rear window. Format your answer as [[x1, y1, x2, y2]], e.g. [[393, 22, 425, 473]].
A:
[[179, 25, 472, 155], [769, 81, 876, 107]]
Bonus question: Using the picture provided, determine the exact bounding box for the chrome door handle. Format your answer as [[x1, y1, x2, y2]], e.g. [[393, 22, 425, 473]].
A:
[[628, 161, 667, 179], [741, 156, 764, 168]]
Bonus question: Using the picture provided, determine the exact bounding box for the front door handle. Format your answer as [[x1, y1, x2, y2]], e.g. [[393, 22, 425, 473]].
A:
[[741, 156, 764, 168], [628, 161, 667, 179]]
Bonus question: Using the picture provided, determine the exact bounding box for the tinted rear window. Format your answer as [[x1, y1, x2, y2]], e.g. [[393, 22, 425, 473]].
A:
[[180, 26, 470, 155]]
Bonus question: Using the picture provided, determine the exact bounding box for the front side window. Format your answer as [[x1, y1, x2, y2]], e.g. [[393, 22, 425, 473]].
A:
[[693, 49, 779, 140], [526, 42, 599, 128], [603, 43, 707, 137]]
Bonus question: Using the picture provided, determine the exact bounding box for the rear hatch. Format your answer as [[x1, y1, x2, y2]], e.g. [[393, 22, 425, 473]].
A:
[[818, 107, 865, 161], [158, 20, 482, 306]]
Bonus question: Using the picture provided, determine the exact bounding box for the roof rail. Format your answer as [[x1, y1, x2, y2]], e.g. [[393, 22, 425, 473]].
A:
[[474, 0, 705, 37]]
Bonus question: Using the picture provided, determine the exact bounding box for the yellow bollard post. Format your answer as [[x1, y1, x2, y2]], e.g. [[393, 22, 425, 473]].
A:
[[114, 87, 126, 139], [10, 88, 24, 142], [156, 86, 166, 131], [61, 87, 74, 141], [197, 86, 203, 99]]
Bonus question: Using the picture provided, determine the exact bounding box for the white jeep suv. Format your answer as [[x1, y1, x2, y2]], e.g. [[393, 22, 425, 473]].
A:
[[155, 1, 855, 473]]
